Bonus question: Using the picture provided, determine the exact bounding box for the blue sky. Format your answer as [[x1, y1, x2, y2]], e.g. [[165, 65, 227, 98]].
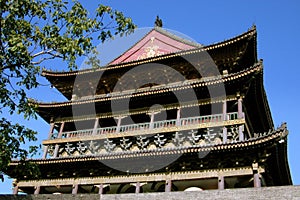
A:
[[1, 0, 299, 193]]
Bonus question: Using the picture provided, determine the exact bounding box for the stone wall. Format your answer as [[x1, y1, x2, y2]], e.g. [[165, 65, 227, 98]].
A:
[[0, 186, 299, 200]]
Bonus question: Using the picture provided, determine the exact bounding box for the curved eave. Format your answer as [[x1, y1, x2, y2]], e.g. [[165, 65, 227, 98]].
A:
[[244, 64, 274, 133], [42, 26, 257, 77], [35, 63, 262, 123], [42, 27, 257, 100]]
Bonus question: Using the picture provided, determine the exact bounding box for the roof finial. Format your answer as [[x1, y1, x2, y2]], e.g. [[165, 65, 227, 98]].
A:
[[155, 15, 163, 27]]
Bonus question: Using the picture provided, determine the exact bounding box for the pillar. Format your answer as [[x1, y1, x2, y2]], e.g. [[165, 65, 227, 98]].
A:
[[13, 185, 18, 195], [176, 108, 181, 126], [222, 100, 228, 144], [238, 98, 243, 119], [165, 179, 172, 192], [239, 125, 244, 141], [116, 117, 122, 133], [92, 118, 99, 135], [222, 100, 227, 121], [254, 173, 261, 188], [253, 163, 261, 188], [53, 122, 65, 158], [72, 184, 78, 194], [42, 123, 55, 159], [57, 122, 65, 138], [47, 123, 55, 139], [43, 123, 55, 159], [222, 127, 227, 144], [218, 176, 224, 190], [237, 98, 244, 142], [135, 182, 140, 193], [98, 184, 103, 194], [149, 112, 155, 129], [34, 186, 40, 194]]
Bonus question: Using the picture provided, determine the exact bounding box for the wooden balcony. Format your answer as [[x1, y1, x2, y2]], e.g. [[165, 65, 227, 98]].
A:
[[56, 112, 241, 140]]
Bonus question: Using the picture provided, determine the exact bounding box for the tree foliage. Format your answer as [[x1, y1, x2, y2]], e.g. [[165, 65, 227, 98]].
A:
[[0, 0, 135, 177]]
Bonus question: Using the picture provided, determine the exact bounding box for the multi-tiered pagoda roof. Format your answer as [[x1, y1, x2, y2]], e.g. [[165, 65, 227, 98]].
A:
[[6, 26, 292, 194]]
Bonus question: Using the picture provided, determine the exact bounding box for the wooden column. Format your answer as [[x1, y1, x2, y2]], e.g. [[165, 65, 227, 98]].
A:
[[43, 123, 55, 159], [165, 179, 172, 192], [116, 117, 122, 133], [98, 184, 103, 194], [13, 185, 18, 195], [238, 98, 243, 119], [53, 122, 65, 158], [92, 118, 99, 135], [253, 163, 261, 188], [239, 125, 244, 141], [149, 112, 155, 129], [176, 108, 181, 126], [237, 98, 244, 141], [135, 182, 141, 193], [34, 186, 40, 194], [218, 176, 224, 190], [222, 127, 227, 144], [72, 184, 78, 194], [222, 100, 227, 121], [222, 101, 228, 143]]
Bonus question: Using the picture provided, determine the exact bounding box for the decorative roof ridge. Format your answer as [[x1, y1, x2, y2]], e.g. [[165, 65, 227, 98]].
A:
[[10, 122, 287, 164], [108, 27, 202, 65], [41, 26, 257, 77], [107, 28, 155, 65], [153, 27, 203, 48], [35, 62, 262, 107], [204, 25, 256, 49]]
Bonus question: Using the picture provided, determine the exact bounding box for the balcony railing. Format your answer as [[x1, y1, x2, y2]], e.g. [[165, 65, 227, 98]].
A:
[[61, 112, 240, 139]]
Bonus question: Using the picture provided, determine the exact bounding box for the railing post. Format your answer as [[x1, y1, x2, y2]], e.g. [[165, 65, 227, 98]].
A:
[[53, 122, 65, 158]]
